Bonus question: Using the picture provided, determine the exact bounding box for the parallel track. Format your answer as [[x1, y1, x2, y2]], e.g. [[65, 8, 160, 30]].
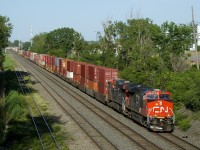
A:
[[14, 65, 60, 150], [156, 133, 199, 150]]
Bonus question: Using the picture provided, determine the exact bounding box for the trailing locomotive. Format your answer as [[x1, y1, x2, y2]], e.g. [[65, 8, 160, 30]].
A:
[[15, 49, 175, 132]]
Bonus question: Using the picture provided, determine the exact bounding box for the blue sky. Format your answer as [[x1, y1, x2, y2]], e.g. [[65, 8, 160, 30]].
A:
[[0, 0, 200, 42]]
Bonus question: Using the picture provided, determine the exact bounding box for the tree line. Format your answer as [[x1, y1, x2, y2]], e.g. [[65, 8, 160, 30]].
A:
[[6, 17, 200, 111]]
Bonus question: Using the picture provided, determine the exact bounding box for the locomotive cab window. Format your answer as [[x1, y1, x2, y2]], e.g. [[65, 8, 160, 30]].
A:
[[146, 94, 158, 99], [160, 94, 171, 100]]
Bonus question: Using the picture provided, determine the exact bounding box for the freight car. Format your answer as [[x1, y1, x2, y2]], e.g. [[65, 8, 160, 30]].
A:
[[15, 49, 175, 132]]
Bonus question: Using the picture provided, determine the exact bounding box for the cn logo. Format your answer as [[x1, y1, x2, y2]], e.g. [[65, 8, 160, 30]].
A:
[[151, 106, 169, 113]]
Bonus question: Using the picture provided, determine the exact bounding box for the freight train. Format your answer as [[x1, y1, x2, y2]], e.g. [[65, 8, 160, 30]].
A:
[[15, 49, 175, 132]]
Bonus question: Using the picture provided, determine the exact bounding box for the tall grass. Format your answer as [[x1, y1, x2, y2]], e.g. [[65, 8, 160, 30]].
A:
[[5, 91, 27, 121], [0, 98, 6, 144]]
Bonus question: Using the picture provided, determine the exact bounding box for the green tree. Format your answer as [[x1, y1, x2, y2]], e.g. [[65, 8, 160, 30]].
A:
[[30, 32, 47, 53], [98, 20, 120, 68], [115, 19, 164, 84], [158, 22, 193, 72], [12, 40, 21, 47], [164, 69, 200, 111], [45, 27, 75, 54], [80, 41, 102, 65], [44, 27, 85, 59], [22, 42, 31, 50], [73, 32, 85, 60], [0, 15, 12, 70]]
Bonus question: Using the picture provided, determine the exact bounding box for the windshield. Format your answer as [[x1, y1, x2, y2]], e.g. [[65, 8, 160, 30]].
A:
[[146, 94, 158, 99], [160, 94, 171, 100]]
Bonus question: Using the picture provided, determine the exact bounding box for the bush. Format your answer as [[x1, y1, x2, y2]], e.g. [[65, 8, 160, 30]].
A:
[[0, 98, 6, 144], [154, 69, 200, 112], [178, 118, 191, 131], [175, 113, 191, 131], [5, 91, 26, 121]]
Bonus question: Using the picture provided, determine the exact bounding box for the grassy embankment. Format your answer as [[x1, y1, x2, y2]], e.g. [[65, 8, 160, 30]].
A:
[[0, 53, 69, 149], [175, 107, 200, 131]]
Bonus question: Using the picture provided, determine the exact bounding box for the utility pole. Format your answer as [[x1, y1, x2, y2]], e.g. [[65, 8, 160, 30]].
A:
[[29, 25, 33, 50], [192, 6, 199, 70], [19, 34, 21, 50], [30, 25, 33, 47]]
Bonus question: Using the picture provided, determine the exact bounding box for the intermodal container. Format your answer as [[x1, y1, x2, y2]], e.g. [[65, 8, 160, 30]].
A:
[[44, 55, 49, 68], [98, 83, 108, 95], [73, 74, 81, 83], [34, 53, 39, 64], [87, 80, 98, 91], [67, 60, 74, 72], [39, 54, 45, 66], [26, 51, 31, 59], [73, 62, 81, 75], [111, 68, 118, 79], [48, 56, 55, 72], [88, 65, 99, 81], [47, 55, 50, 68], [80, 77, 88, 86], [81, 63, 88, 78], [55, 57, 61, 74], [59, 58, 63, 75], [61, 59, 67, 77], [98, 67, 112, 85]]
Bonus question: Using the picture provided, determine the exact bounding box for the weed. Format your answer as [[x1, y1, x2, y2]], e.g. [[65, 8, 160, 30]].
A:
[[175, 113, 191, 131]]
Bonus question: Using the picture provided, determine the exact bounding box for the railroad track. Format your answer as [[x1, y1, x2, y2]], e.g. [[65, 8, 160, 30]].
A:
[[156, 133, 199, 150], [11, 51, 200, 150], [14, 65, 60, 150]]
